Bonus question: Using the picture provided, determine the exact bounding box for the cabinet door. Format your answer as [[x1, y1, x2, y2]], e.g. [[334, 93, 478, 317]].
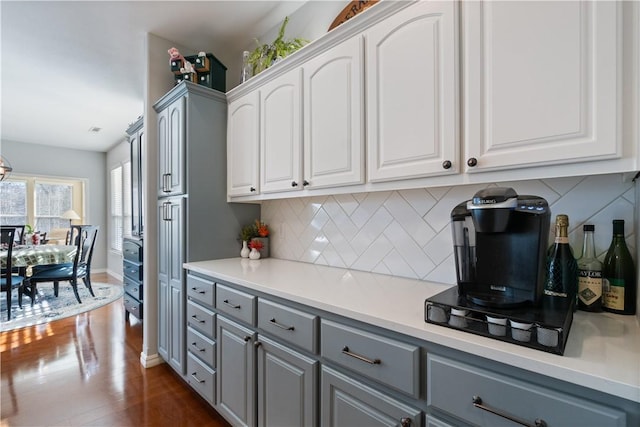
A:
[[228, 91, 260, 196], [303, 35, 364, 189], [321, 366, 422, 427], [260, 69, 303, 193], [130, 129, 143, 236], [366, 0, 459, 182], [157, 198, 185, 374], [463, 1, 620, 172], [257, 335, 318, 427], [216, 315, 256, 427], [158, 97, 186, 196]]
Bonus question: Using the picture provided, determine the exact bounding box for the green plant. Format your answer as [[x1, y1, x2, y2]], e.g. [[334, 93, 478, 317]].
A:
[[240, 225, 257, 242], [248, 16, 308, 75], [25, 224, 33, 234]]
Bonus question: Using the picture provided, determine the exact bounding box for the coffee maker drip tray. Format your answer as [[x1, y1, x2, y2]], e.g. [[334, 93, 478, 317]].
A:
[[425, 287, 574, 355]]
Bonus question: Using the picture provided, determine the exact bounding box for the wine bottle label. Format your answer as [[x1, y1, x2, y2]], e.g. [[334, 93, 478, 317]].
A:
[[578, 270, 602, 305], [555, 236, 569, 244], [603, 278, 625, 310], [544, 289, 568, 298]]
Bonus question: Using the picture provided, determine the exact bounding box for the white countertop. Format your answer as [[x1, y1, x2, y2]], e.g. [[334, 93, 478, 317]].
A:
[[184, 257, 640, 403]]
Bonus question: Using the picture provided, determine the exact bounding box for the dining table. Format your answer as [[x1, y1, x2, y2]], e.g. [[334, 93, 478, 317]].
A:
[[1, 244, 77, 272]]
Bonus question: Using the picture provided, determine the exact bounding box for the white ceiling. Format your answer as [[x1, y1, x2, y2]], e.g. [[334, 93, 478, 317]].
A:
[[1, 0, 307, 153]]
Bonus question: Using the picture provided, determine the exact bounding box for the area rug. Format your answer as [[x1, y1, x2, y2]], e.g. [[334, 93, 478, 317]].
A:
[[0, 282, 124, 332]]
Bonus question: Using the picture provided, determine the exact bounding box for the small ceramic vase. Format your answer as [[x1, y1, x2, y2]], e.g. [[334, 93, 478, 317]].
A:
[[249, 247, 261, 260], [240, 241, 250, 258]]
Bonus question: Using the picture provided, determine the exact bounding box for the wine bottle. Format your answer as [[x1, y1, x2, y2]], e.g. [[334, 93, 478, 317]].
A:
[[603, 220, 636, 315], [544, 214, 578, 309], [577, 224, 603, 312]]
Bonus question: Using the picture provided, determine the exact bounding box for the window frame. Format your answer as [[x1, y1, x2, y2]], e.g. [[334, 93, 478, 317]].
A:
[[0, 174, 85, 232]]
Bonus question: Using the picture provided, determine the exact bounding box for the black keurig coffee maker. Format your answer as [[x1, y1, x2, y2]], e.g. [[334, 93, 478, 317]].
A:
[[451, 187, 550, 308]]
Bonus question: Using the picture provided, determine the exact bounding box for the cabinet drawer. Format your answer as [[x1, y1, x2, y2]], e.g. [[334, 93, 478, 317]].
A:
[[186, 300, 215, 337], [123, 259, 143, 282], [187, 352, 216, 406], [321, 319, 420, 398], [123, 239, 143, 262], [258, 298, 318, 353], [187, 274, 215, 308], [216, 284, 256, 326], [427, 354, 626, 427], [123, 295, 143, 319], [187, 326, 216, 368], [123, 276, 143, 300]]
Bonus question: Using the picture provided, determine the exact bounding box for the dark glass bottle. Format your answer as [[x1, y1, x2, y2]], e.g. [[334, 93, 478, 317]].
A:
[[577, 224, 603, 312], [603, 220, 636, 315], [544, 215, 578, 309]]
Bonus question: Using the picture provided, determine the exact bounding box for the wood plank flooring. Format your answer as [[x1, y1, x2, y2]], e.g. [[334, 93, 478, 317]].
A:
[[0, 273, 231, 427]]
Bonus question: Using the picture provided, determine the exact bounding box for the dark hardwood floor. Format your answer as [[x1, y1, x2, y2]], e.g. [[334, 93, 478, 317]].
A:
[[1, 273, 231, 427]]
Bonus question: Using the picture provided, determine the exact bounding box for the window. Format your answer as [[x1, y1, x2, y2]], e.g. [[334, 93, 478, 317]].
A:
[[0, 176, 83, 232], [110, 161, 131, 252]]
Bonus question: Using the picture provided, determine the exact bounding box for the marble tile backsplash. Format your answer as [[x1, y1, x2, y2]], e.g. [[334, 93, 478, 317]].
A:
[[262, 174, 636, 283]]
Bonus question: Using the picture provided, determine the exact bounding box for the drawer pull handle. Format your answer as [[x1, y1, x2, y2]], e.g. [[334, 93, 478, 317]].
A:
[[269, 318, 295, 331], [223, 299, 241, 309], [472, 396, 547, 427], [341, 346, 381, 365], [400, 417, 412, 427], [190, 315, 206, 324], [191, 287, 206, 294], [190, 373, 205, 384], [191, 342, 206, 352]]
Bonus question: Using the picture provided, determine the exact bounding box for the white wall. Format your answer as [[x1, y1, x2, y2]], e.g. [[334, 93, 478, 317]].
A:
[[1, 139, 109, 271]]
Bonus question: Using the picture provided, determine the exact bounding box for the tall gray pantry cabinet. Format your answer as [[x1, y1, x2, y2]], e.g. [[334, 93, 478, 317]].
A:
[[153, 81, 260, 375]]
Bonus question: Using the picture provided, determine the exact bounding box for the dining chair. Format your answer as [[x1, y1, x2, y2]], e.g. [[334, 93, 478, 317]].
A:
[[5, 225, 25, 245], [27, 225, 99, 304], [1, 227, 25, 320]]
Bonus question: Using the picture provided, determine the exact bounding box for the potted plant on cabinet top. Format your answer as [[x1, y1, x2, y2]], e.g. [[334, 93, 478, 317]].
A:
[[248, 16, 308, 76]]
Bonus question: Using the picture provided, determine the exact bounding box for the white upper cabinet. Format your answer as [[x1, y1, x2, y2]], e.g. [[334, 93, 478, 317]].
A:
[[260, 68, 303, 194], [463, 0, 621, 173], [303, 35, 364, 189], [228, 91, 260, 197], [366, 0, 459, 182]]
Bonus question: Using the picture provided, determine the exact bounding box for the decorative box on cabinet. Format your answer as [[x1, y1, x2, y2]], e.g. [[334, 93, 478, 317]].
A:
[[123, 237, 143, 321]]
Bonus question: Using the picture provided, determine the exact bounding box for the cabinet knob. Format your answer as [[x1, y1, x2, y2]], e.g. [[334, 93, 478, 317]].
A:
[[254, 341, 262, 348], [303, 180, 309, 187], [467, 157, 478, 167], [243, 335, 251, 342], [291, 181, 298, 187], [400, 418, 412, 427], [442, 160, 452, 170], [250, 187, 256, 192]]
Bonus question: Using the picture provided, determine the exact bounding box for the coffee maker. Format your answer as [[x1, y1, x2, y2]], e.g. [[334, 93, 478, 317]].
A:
[[451, 187, 550, 308]]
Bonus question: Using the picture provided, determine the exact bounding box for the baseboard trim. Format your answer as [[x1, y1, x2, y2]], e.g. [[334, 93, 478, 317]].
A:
[[140, 352, 164, 368]]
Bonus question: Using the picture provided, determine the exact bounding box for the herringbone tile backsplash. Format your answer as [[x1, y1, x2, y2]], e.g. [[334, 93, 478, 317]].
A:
[[262, 174, 636, 283]]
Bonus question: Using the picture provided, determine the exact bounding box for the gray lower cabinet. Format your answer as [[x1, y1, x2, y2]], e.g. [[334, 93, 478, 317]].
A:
[[256, 335, 318, 427], [321, 365, 422, 427], [427, 354, 627, 427], [157, 197, 185, 374], [216, 315, 257, 427]]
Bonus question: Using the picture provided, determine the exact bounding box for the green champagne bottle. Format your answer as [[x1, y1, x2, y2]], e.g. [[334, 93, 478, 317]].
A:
[[603, 220, 636, 315], [544, 215, 578, 310]]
